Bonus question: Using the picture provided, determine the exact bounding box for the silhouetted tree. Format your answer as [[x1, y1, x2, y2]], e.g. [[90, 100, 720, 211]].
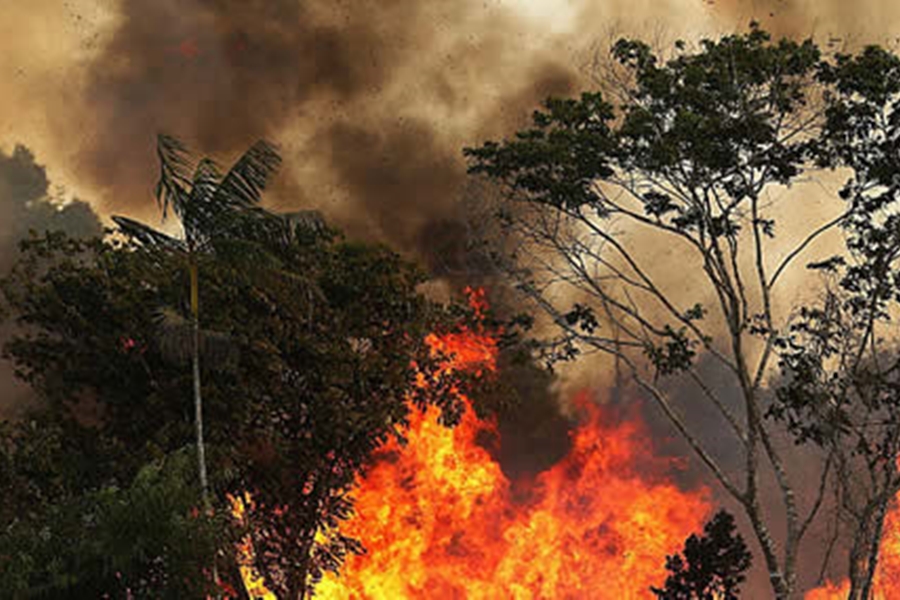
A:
[[465, 24, 831, 597], [652, 510, 752, 600], [768, 45, 900, 599], [0, 217, 469, 596], [112, 134, 281, 515]]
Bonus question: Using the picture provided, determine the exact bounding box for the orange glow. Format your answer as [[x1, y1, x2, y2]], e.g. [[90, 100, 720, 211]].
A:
[[314, 288, 712, 599], [228, 287, 712, 598], [804, 489, 900, 598], [227, 492, 276, 600], [804, 580, 850, 600], [315, 395, 711, 599]]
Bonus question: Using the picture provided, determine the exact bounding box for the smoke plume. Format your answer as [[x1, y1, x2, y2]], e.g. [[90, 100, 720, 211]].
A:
[[0, 145, 103, 417], [5, 0, 900, 592]]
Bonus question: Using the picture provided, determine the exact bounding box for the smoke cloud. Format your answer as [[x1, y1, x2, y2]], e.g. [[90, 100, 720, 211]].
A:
[[0, 144, 103, 417], [56, 0, 578, 256], [4, 1, 900, 247], [5, 0, 900, 592]]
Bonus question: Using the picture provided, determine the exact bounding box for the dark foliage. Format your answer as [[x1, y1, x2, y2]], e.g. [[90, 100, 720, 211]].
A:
[[0, 218, 467, 596], [768, 42, 900, 597], [651, 510, 752, 600]]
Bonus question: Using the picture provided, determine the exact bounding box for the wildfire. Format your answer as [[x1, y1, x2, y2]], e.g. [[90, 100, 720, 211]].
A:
[[230, 288, 712, 598], [228, 492, 277, 600], [314, 393, 711, 600], [313, 288, 712, 599], [805, 502, 900, 599]]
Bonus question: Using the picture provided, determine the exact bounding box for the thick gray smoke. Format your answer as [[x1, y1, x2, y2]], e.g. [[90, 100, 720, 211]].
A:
[[0, 144, 103, 417], [68, 0, 574, 259]]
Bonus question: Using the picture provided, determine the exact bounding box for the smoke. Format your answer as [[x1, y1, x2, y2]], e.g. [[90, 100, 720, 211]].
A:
[[710, 0, 900, 42], [5, 2, 900, 249], [50, 0, 577, 256], [0, 144, 103, 417], [5, 0, 900, 591]]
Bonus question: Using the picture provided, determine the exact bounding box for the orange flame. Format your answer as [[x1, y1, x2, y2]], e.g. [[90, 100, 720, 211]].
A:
[[805, 502, 900, 599], [315, 396, 712, 599], [228, 287, 712, 598], [227, 492, 276, 600], [314, 288, 712, 599]]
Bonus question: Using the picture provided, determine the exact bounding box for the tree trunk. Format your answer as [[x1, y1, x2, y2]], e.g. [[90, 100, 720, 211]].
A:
[[190, 259, 210, 507], [190, 259, 218, 595], [847, 494, 890, 600]]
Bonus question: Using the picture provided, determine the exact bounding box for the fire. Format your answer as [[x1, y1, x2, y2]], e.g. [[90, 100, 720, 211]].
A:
[[228, 288, 712, 598], [805, 502, 900, 599], [313, 288, 712, 599], [313, 395, 710, 599], [228, 492, 277, 600]]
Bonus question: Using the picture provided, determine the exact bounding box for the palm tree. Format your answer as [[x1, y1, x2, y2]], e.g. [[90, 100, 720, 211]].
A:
[[113, 135, 281, 512]]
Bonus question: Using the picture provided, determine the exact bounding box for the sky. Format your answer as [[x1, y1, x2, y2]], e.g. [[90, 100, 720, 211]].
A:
[[2, 0, 898, 460]]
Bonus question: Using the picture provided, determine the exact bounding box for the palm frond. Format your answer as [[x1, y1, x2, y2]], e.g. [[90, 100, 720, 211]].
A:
[[184, 158, 223, 248], [212, 236, 282, 267], [112, 215, 186, 253], [213, 140, 282, 210], [190, 158, 222, 204], [229, 209, 326, 248], [155, 134, 194, 221], [236, 208, 297, 247], [285, 210, 327, 236]]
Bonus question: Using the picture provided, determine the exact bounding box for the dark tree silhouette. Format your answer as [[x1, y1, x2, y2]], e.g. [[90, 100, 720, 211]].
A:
[[652, 510, 752, 600], [465, 25, 826, 597], [768, 45, 900, 599], [0, 220, 461, 596]]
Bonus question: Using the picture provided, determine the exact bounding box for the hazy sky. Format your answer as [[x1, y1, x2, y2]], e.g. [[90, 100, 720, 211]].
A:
[[6, 0, 885, 241], [2, 1, 897, 393], [2, 0, 892, 403]]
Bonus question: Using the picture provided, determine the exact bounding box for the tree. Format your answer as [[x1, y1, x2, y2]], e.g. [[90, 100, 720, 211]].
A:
[[111, 134, 282, 514], [0, 435, 222, 598], [652, 510, 752, 600], [769, 45, 900, 599], [0, 143, 102, 272], [464, 24, 850, 598], [0, 219, 459, 596]]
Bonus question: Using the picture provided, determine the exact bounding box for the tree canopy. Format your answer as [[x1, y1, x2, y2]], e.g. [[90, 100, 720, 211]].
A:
[[0, 211, 466, 596], [652, 510, 752, 600], [465, 23, 900, 597]]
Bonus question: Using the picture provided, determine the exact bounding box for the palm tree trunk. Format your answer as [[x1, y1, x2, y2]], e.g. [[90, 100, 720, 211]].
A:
[[190, 259, 219, 596], [190, 259, 210, 508]]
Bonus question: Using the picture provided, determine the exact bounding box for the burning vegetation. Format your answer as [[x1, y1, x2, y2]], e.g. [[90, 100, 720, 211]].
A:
[[315, 395, 711, 599], [13, 19, 900, 600], [227, 288, 712, 599], [316, 292, 712, 599]]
